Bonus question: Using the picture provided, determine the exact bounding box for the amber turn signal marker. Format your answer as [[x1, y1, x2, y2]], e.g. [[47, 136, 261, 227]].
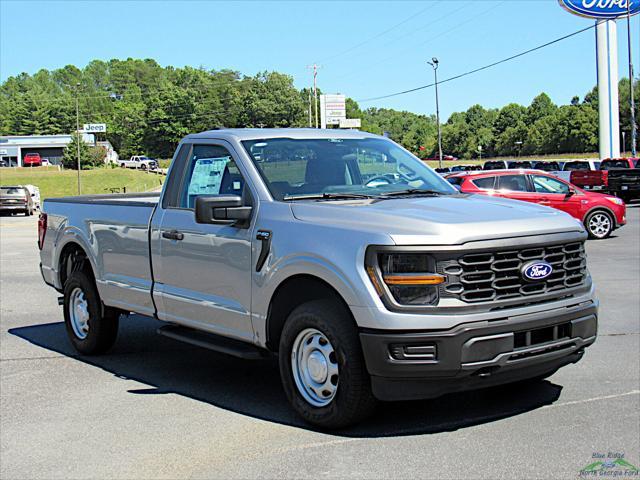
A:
[[382, 274, 445, 286], [366, 266, 385, 296]]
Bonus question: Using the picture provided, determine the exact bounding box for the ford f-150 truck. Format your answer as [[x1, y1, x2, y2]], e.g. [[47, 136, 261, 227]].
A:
[[39, 129, 598, 428]]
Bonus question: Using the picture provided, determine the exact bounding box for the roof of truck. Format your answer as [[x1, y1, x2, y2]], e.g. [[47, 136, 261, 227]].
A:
[[187, 128, 380, 141]]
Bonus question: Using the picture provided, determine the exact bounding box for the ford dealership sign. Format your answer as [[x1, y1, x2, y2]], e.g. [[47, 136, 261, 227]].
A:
[[558, 0, 640, 19]]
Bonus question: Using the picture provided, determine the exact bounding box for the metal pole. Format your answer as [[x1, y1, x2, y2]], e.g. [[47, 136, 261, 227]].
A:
[[434, 68, 443, 168], [75, 86, 81, 195], [308, 88, 312, 127], [622, 131, 626, 154], [313, 65, 319, 129], [626, 2, 637, 156], [428, 58, 444, 169]]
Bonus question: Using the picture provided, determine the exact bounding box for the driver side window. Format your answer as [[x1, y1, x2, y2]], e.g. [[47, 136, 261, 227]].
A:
[[532, 175, 570, 194], [180, 145, 245, 209]]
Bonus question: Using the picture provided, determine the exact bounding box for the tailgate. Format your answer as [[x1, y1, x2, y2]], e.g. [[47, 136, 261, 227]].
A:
[[570, 171, 605, 189], [607, 169, 640, 189]]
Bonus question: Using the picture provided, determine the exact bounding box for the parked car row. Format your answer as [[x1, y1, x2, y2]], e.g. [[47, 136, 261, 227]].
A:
[[445, 169, 626, 239], [436, 158, 640, 203], [0, 153, 52, 167]]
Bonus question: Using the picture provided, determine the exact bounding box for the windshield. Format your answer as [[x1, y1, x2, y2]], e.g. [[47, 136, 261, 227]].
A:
[[241, 137, 456, 200], [601, 160, 628, 169], [564, 161, 590, 171]]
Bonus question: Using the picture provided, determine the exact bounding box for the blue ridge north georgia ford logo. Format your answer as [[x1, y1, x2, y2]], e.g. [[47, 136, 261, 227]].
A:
[[521, 261, 553, 281]]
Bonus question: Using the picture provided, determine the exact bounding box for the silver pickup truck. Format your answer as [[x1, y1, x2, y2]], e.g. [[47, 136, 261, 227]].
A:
[[39, 129, 598, 428]]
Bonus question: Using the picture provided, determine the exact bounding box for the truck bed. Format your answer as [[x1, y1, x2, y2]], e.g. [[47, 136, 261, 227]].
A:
[[41, 192, 159, 316]]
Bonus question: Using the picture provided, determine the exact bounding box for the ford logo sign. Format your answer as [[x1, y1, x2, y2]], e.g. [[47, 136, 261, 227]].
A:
[[559, 0, 640, 19], [521, 261, 553, 281]]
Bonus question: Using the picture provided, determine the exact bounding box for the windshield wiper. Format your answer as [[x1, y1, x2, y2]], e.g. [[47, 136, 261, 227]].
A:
[[378, 189, 446, 197], [283, 192, 376, 201]]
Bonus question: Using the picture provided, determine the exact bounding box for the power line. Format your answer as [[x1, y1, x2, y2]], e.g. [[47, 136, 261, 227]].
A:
[[331, 1, 501, 83], [318, 1, 442, 65], [356, 24, 596, 103]]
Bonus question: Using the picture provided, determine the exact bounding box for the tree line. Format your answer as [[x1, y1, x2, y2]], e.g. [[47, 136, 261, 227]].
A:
[[1, 58, 637, 160]]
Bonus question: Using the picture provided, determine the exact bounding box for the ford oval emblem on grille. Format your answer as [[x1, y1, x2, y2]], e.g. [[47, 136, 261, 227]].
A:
[[521, 261, 553, 281]]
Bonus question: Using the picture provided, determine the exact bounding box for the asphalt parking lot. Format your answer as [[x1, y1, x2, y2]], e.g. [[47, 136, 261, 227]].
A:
[[1, 206, 639, 479]]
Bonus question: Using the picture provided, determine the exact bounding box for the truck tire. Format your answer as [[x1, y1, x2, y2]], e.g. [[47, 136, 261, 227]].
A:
[[63, 270, 119, 355], [279, 299, 377, 429], [584, 210, 613, 239], [120, 163, 126, 168]]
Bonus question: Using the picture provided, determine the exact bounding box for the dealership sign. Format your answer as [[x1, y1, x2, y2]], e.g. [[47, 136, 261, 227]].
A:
[[319, 94, 346, 128], [82, 123, 107, 133], [558, 0, 640, 19]]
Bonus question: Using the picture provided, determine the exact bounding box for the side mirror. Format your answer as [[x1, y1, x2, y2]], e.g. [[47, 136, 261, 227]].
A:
[[194, 195, 252, 227], [565, 187, 576, 197]]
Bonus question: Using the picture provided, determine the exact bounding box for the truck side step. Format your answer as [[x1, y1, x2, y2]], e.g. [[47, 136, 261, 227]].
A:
[[157, 325, 269, 360]]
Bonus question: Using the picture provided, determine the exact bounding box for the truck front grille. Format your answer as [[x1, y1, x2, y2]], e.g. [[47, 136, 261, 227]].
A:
[[438, 242, 587, 304]]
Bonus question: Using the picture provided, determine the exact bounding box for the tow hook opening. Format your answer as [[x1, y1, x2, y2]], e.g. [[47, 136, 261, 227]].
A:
[[473, 366, 500, 378]]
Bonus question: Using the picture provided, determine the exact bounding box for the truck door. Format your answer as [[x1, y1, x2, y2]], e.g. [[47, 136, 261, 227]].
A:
[[151, 141, 255, 342]]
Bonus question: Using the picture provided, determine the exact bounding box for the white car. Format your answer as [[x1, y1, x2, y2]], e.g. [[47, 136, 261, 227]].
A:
[[23, 184, 41, 209]]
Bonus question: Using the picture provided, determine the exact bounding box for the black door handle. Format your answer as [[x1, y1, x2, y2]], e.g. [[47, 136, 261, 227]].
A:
[[162, 230, 184, 241]]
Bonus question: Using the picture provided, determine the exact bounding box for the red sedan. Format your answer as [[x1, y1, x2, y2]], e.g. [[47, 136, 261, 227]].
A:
[[446, 170, 626, 239]]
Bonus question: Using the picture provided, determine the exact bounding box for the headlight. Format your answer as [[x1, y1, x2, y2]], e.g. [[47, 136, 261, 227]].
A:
[[366, 250, 444, 307], [605, 196, 624, 206]]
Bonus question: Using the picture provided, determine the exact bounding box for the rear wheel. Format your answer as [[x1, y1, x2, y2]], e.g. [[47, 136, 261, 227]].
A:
[[279, 299, 377, 429], [585, 210, 614, 239], [120, 163, 126, 168], [63, 270, 119, 354]]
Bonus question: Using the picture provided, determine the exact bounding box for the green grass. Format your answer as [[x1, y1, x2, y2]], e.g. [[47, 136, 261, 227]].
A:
[[0, 167, 164, 200]]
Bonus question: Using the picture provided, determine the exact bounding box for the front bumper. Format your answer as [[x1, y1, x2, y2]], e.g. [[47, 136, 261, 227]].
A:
[[360, 300, 597, 401]]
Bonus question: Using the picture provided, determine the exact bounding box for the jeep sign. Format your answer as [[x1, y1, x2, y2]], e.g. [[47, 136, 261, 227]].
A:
[[82, 123, 107, 133]]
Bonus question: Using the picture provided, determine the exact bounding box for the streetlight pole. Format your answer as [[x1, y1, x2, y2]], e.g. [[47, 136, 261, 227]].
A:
[[74, 82, 81, 195], [427, 58, 443, 169], [626, 1, 637, 156]]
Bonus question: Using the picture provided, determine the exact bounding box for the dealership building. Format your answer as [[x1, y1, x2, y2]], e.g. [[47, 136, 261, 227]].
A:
[[0, 134, 118, 167]]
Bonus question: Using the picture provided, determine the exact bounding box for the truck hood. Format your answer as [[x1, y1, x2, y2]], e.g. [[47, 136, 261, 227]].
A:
[[290, 194, 584, 245]]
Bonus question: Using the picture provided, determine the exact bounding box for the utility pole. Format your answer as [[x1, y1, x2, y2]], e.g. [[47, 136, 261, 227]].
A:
[[427, 58, 443, 169], [74, 82, 81, 195], [307, 64, 321, 128], [626, 1, 637, 156], [307, 88, 312, 127]]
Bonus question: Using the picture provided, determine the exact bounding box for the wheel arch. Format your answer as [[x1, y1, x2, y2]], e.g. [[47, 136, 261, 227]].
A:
[[265, 274, 355, 352], [57, 240, 96, 288], [584, 205, 616, 226]]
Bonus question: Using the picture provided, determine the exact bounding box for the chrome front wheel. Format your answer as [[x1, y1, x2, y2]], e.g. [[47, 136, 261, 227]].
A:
[[586, 212, 612, 239], [291, 328, 339, 407]]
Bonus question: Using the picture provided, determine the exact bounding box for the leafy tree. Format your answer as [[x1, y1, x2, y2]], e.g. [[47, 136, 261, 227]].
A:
[[61, 133, 91, 169]]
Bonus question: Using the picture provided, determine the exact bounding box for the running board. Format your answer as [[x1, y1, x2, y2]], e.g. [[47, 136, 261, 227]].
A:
[[157, 325, 269, 360]]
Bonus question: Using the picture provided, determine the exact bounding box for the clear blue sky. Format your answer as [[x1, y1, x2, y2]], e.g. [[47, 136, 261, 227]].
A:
[[1, 0, 638, 118]]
